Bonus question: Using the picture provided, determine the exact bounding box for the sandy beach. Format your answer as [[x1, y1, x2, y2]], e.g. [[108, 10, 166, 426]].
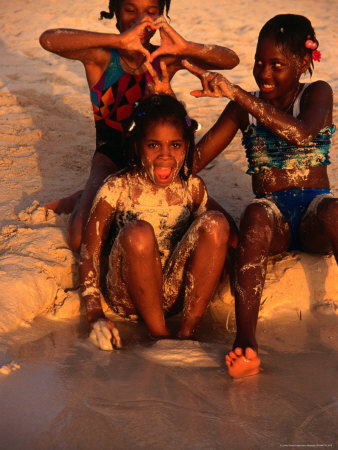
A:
[[0, 0, 337, 448]]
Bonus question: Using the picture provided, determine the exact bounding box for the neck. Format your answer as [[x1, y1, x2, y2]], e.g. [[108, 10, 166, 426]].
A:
[[274, 83, 302, 113]]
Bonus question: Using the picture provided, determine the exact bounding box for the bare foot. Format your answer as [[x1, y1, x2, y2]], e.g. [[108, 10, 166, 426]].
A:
[[43, 190, 83, 214], [225, 347, 261, 378]]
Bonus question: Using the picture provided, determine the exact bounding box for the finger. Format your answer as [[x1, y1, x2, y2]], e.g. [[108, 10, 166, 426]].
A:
[[144, 61, 158, 81], [112, 327, 122, 349], [159, 60, 169, 82], [134, 44, 150, 61], [154, 15, 168, 26], [148, 46, 164, 61], [138, 15, 156, 26], [189, 90, 208, 98], [182, 59, 206, 77]]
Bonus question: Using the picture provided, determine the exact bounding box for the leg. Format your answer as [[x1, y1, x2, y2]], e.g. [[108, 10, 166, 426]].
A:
[[107, 220, 170, 338], [68, 153, 118, 252], [227, 200, 291, 378], [300, 196, 338, 264], [164, 211, 230, 338], [44, 190, 83, 214]]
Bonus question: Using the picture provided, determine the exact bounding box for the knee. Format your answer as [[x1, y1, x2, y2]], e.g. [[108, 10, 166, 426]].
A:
[[119, 220, 156, 256], [197, 211, 230, 247], [240, 203, 274, 243], [317, 198, 338, 233]]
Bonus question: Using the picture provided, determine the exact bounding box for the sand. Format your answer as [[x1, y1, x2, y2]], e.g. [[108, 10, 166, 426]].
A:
[[0, 0, 337, 448]]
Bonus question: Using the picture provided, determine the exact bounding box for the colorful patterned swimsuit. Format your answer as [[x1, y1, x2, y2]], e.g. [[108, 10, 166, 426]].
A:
[[90, 48, 161, 168]]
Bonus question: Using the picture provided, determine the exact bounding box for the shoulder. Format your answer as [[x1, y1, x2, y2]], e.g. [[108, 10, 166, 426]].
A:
[[300, 81, 333, 122], [74, 45, 109, 66], [302, 81, 333, 103], [97, 172, 127, 201], [187, 174, 207, 204]]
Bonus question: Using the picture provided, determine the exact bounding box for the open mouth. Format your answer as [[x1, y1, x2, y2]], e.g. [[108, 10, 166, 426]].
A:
[[259, 83, 275, 93], [154, 167, 173, 183]]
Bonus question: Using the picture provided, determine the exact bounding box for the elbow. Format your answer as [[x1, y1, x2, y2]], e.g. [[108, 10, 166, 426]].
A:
[[224, 51, 239, 69], [290, 133, 314, 147], [39, 30, 54, 50], [230, 53, 240, 69]]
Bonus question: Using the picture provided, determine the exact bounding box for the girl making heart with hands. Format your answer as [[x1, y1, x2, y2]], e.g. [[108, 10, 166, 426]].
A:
[[39, 0, 239, 253]]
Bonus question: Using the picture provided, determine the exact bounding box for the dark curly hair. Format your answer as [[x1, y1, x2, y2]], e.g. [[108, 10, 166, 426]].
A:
[[100, 0, 171, 28], [258, 14, 318, 76], [127, 94, 197, 181]]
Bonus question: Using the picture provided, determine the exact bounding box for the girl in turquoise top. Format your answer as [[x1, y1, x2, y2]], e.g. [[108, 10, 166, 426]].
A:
[[185, 14, 337, 378], [39, 0, 239, 253]]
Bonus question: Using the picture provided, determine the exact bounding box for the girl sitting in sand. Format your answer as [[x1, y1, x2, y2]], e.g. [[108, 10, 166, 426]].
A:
[[184, 14, 337, 377], [79, 94, 237, 350], [39, 0, 239, 253]]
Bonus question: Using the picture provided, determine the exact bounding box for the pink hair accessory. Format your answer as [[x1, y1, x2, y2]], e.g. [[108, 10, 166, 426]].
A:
[[305, 39, 317, 50], [312, 50, 321, 62], [305, 39, 321, 62]]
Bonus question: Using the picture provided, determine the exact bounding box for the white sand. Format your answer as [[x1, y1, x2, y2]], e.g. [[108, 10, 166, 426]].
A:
[[0, 0, 337, 448]]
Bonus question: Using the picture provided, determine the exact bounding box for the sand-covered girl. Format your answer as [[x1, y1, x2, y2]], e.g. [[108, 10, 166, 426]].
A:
[[79, 94, 237, 350]]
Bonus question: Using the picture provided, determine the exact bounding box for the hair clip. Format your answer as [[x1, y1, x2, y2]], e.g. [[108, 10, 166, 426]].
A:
[[136, 109, 146, 117], [185, 115, 192, 127], [305, 39, 321, 62], [305, 39, 317, 50]]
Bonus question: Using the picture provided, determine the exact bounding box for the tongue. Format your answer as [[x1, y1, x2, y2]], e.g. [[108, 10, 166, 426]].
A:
[[156, 167, 171, 179]]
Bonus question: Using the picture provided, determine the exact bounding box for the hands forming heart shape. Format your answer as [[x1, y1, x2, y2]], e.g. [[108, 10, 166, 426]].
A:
[[121, 15, 187, 63]]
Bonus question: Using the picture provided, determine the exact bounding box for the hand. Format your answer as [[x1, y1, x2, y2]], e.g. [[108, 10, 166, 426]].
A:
[[144, 60, 175, 96], [119, 15, 157, 60], [89, 318, 122, 351], [149, 16, 188, 61], [183, 60, 235, 99]]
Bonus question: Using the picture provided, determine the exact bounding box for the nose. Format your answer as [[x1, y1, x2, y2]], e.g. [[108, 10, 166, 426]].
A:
[[159, 144, 171, 158], [259, 64, 272, 81]]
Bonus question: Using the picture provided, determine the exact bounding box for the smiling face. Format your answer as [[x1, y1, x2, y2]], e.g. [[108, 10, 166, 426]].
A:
[[139, 120, 187, 187], [118, 0, 160, 43], [253, 34, 309, 108]]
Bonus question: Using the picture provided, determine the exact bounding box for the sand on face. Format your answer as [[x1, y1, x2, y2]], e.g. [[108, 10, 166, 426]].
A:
[[0, 0, 337, 447]]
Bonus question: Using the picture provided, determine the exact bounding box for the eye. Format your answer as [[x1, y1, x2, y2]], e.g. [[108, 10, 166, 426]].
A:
[[148, 142, 158, 149], [147, 8, 159, 16], [273, 62, 282, 69], [123, 6, 136, 14], [255, 59, 263, 67], [172, 142, 182, 149]]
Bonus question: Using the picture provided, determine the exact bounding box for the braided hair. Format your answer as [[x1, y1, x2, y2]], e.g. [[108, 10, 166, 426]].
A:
[[100, 0, 171, 24], [128, 94, 197, 181], [258, 14, 318, 76]]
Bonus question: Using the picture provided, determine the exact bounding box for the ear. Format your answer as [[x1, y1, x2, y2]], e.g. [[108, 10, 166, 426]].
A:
[[300, 53, 311, 74]]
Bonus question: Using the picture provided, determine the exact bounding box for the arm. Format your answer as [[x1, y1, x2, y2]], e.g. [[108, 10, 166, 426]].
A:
[[39, 16, 158, 62], [194, 100, 242, 172], [79, 186, 121, 349], [229, 82, 333, 146], [149, 17, 239, 72], [184, 61, 333, 146]]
